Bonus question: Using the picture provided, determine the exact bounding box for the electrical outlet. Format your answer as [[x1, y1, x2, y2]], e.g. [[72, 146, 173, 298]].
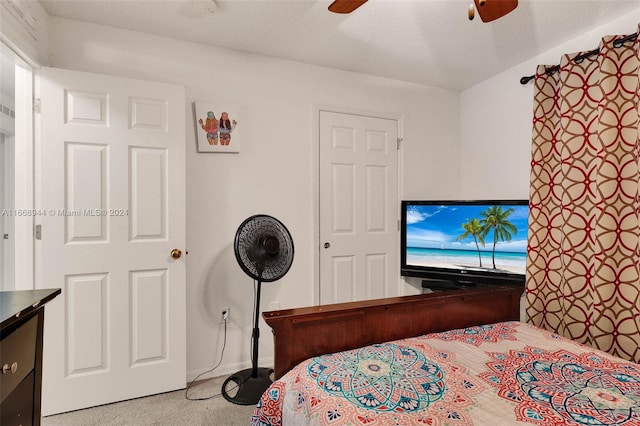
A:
[[220, 306, 230, 323]]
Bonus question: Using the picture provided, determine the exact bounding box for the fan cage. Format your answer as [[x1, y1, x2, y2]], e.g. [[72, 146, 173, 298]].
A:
[[234, 214, 294, 282]]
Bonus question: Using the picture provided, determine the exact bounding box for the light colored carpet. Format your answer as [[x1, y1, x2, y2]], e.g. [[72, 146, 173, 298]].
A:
[[41, 375, 257, 425]]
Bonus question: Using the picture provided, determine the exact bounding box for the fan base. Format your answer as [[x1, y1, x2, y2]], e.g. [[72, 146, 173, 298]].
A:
[[221, 367, 274, 405]]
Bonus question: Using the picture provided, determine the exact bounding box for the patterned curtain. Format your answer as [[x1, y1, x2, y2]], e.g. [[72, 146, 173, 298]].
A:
[[526, 26, 640, 363]]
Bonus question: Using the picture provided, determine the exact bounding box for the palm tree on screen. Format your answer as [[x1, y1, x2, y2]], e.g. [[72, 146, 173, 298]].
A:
[[457, 218, 485, 267], [480, 206, 517, 269]]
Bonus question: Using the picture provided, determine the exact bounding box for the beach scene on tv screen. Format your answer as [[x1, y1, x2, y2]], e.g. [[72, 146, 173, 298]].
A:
[[405, 204, 529, 275]]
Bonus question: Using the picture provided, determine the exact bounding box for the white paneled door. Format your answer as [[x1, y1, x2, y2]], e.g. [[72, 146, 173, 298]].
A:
[[319, 111, 399, 304], [38, 67, 186, 415]]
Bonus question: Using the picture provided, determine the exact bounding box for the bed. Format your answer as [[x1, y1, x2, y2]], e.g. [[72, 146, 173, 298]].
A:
[[251, 286, 640, 425]]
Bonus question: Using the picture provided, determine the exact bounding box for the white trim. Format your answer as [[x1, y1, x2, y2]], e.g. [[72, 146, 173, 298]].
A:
[[0, 32, 38, 69], [33, 67, 42, 290], [395, 115, 405, 296]]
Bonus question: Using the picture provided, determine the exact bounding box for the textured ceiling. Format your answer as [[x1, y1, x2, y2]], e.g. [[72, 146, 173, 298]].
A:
[[40, 0, 640, 91]]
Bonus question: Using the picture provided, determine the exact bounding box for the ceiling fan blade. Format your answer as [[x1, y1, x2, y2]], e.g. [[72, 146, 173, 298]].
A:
[[474, 0, 517, 22], [328, 0, 368, 14]]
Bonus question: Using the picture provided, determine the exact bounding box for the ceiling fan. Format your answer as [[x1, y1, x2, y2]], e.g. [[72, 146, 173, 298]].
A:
[[328, 0, 518, 23]]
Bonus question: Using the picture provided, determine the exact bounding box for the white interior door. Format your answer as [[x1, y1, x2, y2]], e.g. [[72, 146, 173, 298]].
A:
[[37, 67, 186, 415], [319, 111, 399, 304]]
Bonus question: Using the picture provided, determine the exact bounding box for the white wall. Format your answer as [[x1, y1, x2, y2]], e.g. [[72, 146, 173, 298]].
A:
[[47, 17, 460, 379], [459, 9, 640, 200]]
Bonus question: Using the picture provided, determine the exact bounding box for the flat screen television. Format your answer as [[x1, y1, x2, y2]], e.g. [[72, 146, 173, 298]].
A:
[[401, 200, 529, 288]]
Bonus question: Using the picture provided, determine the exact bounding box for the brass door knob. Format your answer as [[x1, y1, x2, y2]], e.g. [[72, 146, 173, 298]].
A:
[[2, 362, 17, 374], [170, 249, 182, 259]]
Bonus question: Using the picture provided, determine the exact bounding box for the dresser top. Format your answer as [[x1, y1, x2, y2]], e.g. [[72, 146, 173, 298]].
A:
[[0, 289, 61, 330]]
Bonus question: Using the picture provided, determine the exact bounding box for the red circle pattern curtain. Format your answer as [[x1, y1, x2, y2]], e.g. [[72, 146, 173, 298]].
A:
[[526, 25, 640, 363]]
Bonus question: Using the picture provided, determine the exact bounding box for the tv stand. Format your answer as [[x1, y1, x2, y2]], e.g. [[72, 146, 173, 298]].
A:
[[421, 278, 476, 291]]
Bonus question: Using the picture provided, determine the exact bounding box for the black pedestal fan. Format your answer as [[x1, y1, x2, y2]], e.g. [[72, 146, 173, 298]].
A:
[[222, 214, 294, 405]]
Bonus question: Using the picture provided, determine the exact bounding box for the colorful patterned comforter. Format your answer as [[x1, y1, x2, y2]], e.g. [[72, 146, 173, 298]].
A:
[[251, 321, 640, 425]]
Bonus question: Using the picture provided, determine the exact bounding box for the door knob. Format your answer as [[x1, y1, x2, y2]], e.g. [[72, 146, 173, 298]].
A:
[[2, 362, 17, 374], [324, 242, 330, 249], [170, 249, 182, 259]]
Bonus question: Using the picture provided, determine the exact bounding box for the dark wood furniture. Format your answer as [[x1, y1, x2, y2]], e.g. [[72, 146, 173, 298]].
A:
[[1, 289, 61, 426], [263, 285, 523, 379]]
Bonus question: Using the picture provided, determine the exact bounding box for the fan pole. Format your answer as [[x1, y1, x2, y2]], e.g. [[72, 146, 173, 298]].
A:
[[221, 279, 273, 405], [251, 280, 262, 377]]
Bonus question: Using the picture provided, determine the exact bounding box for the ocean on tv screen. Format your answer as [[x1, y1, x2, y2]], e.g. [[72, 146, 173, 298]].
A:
[[405, 247, 525, 275], [405, 203, 529, 275]]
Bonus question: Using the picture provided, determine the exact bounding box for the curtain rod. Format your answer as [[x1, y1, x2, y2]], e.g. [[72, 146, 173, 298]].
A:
[[519, 32, 638, 85]]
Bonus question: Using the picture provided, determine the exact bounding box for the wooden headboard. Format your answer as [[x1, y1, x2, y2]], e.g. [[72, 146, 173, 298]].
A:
[[263, 285, 523, 379]]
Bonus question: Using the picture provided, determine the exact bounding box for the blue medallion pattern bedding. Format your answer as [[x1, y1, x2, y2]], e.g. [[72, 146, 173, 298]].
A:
[[251, 321, 640, 425]]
